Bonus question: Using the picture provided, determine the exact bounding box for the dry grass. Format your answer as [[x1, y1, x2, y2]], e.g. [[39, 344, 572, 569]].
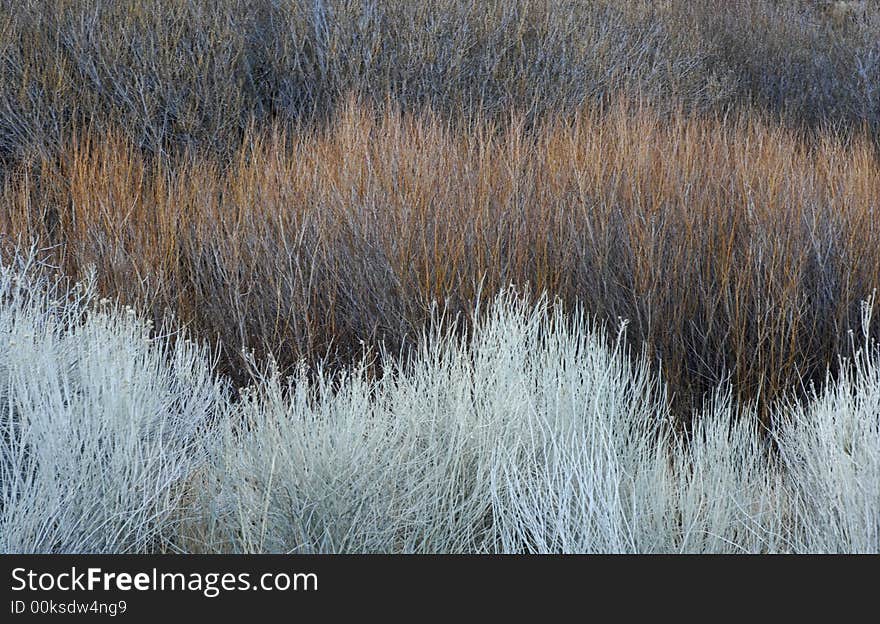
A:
[[3, 99, 879, 416]]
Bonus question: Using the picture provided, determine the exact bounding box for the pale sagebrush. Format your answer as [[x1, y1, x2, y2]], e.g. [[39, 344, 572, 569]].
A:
[[775, 298, 880, 553], [670, 391, 790, 553], [0, 252, 224, 553], [196, 291, 786, 553], [484, 306, 788, 553]]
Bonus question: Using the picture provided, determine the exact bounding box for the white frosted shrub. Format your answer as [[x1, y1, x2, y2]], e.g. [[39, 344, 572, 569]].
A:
[[199, 291, 786, 553], [670, 391, 789, 553], [775, 300, 880, 553], [479, 299, 674, 553], [0, 252, 224, 553]]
